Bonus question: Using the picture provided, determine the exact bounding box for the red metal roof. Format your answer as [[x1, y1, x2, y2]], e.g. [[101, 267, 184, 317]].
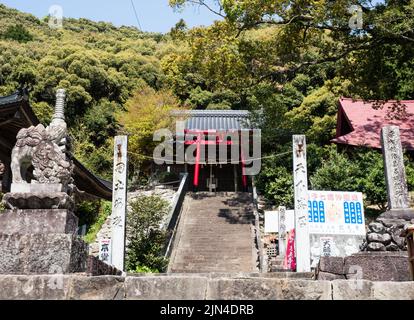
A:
[[332, 97, 414, 150]]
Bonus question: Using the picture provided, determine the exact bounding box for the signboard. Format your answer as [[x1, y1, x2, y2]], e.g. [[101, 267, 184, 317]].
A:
[[307, 191, 365, 236], [264, 210, 295, 233], [99, 239, 112, 264], [307, 191, 366, 268]]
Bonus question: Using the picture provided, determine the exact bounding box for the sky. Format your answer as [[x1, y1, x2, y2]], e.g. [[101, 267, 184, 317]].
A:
[[0, 0, 221, 33]]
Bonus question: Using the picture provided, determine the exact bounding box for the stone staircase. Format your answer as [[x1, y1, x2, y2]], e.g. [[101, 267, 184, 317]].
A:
[[168, 192, 258, 273]]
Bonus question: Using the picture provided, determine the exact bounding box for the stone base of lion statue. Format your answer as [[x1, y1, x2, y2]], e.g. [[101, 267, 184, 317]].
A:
[[3, 183, 75, 210], [10, 182, 66, 193]]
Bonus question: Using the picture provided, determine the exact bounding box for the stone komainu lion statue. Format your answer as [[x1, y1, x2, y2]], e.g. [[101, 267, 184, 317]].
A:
[[10, 89, 73, 187]]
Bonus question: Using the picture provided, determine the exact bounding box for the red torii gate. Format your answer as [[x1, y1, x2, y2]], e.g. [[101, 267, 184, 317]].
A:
[[183, 129, 247, 188]]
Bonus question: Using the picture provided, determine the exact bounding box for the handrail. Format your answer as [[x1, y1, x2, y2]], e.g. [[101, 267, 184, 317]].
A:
[[163, 173, 189, 259], [252, 177, 266, 273]]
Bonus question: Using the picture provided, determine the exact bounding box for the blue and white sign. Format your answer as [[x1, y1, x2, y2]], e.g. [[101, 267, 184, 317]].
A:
[[307, 191, 366, 236]]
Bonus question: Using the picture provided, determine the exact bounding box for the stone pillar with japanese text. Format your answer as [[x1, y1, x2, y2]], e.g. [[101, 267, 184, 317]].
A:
[[380, 126, 414, 220], [293, 135, 311, 272], [278, 206, 287, 257], [362, 125, 414, 252], [110, 136, 128, 271]]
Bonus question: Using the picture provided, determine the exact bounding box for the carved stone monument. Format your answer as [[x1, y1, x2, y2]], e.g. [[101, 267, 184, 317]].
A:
[[380, 125, 414, 220], [361, 126, 414, 252], [0, 89, 120, 276]]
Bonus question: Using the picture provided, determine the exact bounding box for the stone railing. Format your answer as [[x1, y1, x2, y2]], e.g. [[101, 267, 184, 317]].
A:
[[1, 273, 414, 300], [252, 177, 266, 272], [163, 173, 189, 259]]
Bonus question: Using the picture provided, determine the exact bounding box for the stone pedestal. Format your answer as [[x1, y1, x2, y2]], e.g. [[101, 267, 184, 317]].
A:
[[0, 234, 88, 274], [379, 208, 414, 221], [0, 208, 88, 275], [3, 192, 74, 210], [0, 209, 78, 235], [316, 252, 410, 281]]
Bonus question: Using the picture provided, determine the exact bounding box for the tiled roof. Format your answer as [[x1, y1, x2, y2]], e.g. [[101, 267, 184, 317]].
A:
[[172, 110, 251, 131], [0, 91, 23, 106], [332, 98, 414, 150]]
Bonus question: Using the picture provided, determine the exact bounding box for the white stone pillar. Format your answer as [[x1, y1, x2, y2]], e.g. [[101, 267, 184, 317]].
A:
[[110, 135, 128, 271], [293, 135, 311, 272]]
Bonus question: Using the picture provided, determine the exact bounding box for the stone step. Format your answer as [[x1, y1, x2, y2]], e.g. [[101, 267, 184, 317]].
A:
[[169, 192, 257, 273]]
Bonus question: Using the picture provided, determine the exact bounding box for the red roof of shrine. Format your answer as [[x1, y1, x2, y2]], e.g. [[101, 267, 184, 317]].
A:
[[331, 97, 414, 150]]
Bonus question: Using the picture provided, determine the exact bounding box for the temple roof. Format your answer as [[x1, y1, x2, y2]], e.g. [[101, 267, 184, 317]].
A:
[[171, 110, 251, 131], [331, 98, 414, 150], [0, 89, 112, 200]]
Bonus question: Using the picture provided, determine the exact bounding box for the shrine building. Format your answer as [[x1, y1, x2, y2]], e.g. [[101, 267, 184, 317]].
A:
[[332, 97, 414, 152], [165, 110, 260, 192]]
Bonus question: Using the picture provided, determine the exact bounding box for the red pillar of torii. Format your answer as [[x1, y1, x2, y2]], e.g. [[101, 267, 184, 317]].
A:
[[184, 129, 247, 188]]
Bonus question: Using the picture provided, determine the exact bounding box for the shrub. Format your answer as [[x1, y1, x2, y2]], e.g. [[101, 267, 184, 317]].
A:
[[83, 201, 112, 244], [310, 149, 359, 192], [126, 195, 170, 272], [2, 25, 33, 43], [256, 164, 294, 208]]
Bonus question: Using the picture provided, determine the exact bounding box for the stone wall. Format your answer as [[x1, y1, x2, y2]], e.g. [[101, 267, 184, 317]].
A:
[[0, 273, 413, 300], [89, 186, 177, 256], [361, 218, 413, 252], [315, 252, 411, 281]]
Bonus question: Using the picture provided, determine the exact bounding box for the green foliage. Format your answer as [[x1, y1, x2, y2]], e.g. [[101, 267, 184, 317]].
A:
[[126, 195, 170, 273], [132, 265, 160, 274], [310, 148, 389, 210], [2, 24, 33, 43], [83, 201, 112, 244], [76, 200, 102, 228], [117, 85, 179, 178], [256, 162, 294, 208], [0, 4, 168, 179], [353, 150, 387, 210], [2, 2, 414, 217], [169, 19, 188, 40], [285, 78, 351, 144], [310, 149, 359, 192]]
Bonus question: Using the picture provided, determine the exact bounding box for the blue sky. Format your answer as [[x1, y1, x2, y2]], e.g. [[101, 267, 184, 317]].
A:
[[0, 0, 221, 33]]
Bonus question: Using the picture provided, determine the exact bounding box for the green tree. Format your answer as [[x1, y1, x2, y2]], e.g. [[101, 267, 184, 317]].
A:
[[256, 162, 294, 208], [117, 85, 179, 177], [126, 195, 170, 273], [2, 24, 33, 43], [310, 149, 359, 192]]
